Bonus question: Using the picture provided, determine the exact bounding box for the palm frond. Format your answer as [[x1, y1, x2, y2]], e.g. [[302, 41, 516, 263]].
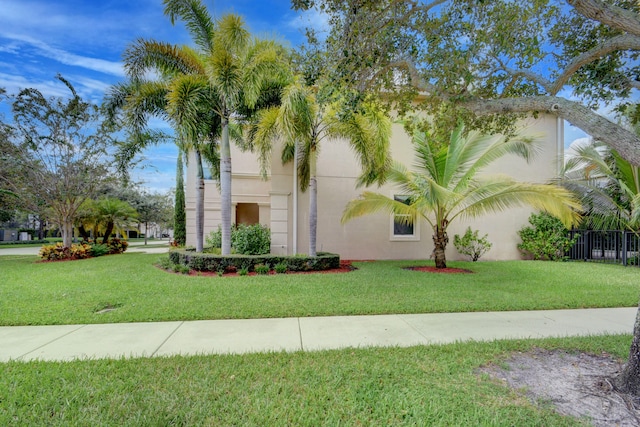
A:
[[123, 39, 204, 79], [341, 191, 418, 224], [453, 177, 581, 227], [163, 0, 215, 52]]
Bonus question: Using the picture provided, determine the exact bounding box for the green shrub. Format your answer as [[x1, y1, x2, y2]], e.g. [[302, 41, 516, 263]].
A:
[[90, 244, 109, 257], [274, 262, 288, 274], [254, 263, 270, 275], [517, 212, 578, 261], [157, 256, 174, 270], [232, 224, 270, 255], [205, 226, 222, 248], [238, 267, 249, 276], [206, 224, 271, 255], [172, 263, 191, 274], [454, 227, 492, 262]]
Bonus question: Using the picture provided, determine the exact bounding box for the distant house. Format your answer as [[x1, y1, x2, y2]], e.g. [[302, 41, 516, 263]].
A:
[[184, 114, 564, 260]]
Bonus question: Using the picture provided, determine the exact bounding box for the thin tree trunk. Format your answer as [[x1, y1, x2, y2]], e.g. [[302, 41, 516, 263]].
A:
[[309, 149, 318, 257], [432, 226, 448, 269], [613, 301, 640, 396], [220, 115, 232, 255], [102, 221, 114, 244], [195, 149, 205, 253], [78, 225, 90, 241], [144, 222, 148, 245]]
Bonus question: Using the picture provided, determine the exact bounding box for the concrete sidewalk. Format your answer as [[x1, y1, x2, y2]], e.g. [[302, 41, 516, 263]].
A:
[[1, 307, 636, 362]]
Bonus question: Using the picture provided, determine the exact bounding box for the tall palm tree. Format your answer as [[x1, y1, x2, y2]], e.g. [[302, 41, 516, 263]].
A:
[[342, 124, 581, 268], [151, 0, 289, 254], [106, 41, 221, 253], [251, 77, 391, 256]]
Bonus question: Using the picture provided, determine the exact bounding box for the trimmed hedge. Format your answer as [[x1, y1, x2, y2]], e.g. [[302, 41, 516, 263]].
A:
[[169, 250, 340, 273], [0, 239, 50, 246]]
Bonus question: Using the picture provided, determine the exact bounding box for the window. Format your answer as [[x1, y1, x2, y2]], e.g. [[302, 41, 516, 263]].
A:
[[391, 195, 419, 241]]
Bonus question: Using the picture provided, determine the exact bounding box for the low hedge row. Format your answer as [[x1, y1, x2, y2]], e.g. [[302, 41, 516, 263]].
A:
[[169, 250, 340, 273], [0, 239, 50, 246]]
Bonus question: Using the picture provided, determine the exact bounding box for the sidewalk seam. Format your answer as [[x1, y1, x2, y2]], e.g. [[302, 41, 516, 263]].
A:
[[151, 321, 184, 357], [18, 324, 87, 360], [297, 318, 304, 351]]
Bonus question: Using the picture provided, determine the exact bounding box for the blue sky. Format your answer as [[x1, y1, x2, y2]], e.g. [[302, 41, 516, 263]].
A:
[[1, 0, 589, 194], [0, 0, 325, 193]]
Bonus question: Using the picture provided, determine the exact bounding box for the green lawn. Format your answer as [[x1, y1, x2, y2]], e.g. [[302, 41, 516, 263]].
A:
[[0, 335, 629, 426], [1, 252, 639, 326]]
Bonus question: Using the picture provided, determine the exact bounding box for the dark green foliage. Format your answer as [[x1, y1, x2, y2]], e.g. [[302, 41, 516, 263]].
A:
[[0, 239, 49, 246], [454, 227, 492, 261], [173, 152, 186, 246], [254, 263, 270, 275], [274, 262, 288, 274], [518, 212, 579, 261], [169, 250, 340, 273], [232, 224, 271, 255], [206, 223, 271, 255], [89, 244, 109, 257]]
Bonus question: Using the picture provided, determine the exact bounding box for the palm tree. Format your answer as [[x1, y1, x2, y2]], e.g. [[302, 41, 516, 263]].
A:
[[106, 41, 221, 253], [342, 124, 581, 268], [168, 13, 288, 254], [563, 140, 640, 230], [94, 198, 138, 244], [251, 77, 391, 256]]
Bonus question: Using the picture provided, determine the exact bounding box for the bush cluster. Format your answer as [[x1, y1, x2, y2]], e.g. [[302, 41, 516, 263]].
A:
[[517, 212, 578, 261], [169, 250, 340, 273], [39, 242, 92, 261], [206, 224, 271, 255], [38, 238, 128, 261]]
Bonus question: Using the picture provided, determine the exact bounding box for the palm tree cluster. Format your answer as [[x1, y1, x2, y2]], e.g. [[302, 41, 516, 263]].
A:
[[106, 0, 289, 253]]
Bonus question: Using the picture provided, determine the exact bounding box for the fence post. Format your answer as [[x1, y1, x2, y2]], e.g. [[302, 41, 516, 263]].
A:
[[622, 230, 628, 266]]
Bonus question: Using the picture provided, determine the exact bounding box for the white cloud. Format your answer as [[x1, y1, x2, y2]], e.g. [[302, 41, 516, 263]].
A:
[[286, 7, 329, 41], [2, 33, 124, 77]]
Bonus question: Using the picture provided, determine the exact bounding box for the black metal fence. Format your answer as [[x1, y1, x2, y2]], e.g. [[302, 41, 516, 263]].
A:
[[567, 230, 640, 266]]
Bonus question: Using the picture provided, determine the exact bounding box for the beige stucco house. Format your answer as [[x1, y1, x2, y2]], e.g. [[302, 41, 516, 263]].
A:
[[185, 114, 564, 260]]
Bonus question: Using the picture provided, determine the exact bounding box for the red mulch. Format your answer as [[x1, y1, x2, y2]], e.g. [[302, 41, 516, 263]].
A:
[[404, 266, 473, 274]]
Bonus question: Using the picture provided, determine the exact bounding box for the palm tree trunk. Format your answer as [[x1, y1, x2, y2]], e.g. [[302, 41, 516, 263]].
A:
[[102, 221, 114, 244], [220, 115, 232, 255], [195, 149, 205, 253], [432, 226, 448, 268], [613, 302, 640, 395], [309, 149, 318, 257]]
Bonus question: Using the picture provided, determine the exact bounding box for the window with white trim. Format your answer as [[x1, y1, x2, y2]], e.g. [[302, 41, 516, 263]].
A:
[[391, 195, 419, 241]]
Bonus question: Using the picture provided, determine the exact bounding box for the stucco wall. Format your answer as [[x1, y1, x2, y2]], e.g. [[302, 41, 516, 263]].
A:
[[185, 114, 562, 260]]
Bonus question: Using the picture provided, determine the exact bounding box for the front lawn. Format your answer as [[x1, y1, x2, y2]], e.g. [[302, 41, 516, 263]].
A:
[[0, 335, 629, 426], [1, 253, 639, 326]]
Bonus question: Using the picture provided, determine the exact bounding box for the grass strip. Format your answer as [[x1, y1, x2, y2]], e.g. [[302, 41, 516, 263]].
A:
[[2, 253, 640, 325], [0, 335, 629, 426]]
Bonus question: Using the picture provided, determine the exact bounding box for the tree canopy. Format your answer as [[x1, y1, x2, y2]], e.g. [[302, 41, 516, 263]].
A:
[[292, 0, 640, 164]]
